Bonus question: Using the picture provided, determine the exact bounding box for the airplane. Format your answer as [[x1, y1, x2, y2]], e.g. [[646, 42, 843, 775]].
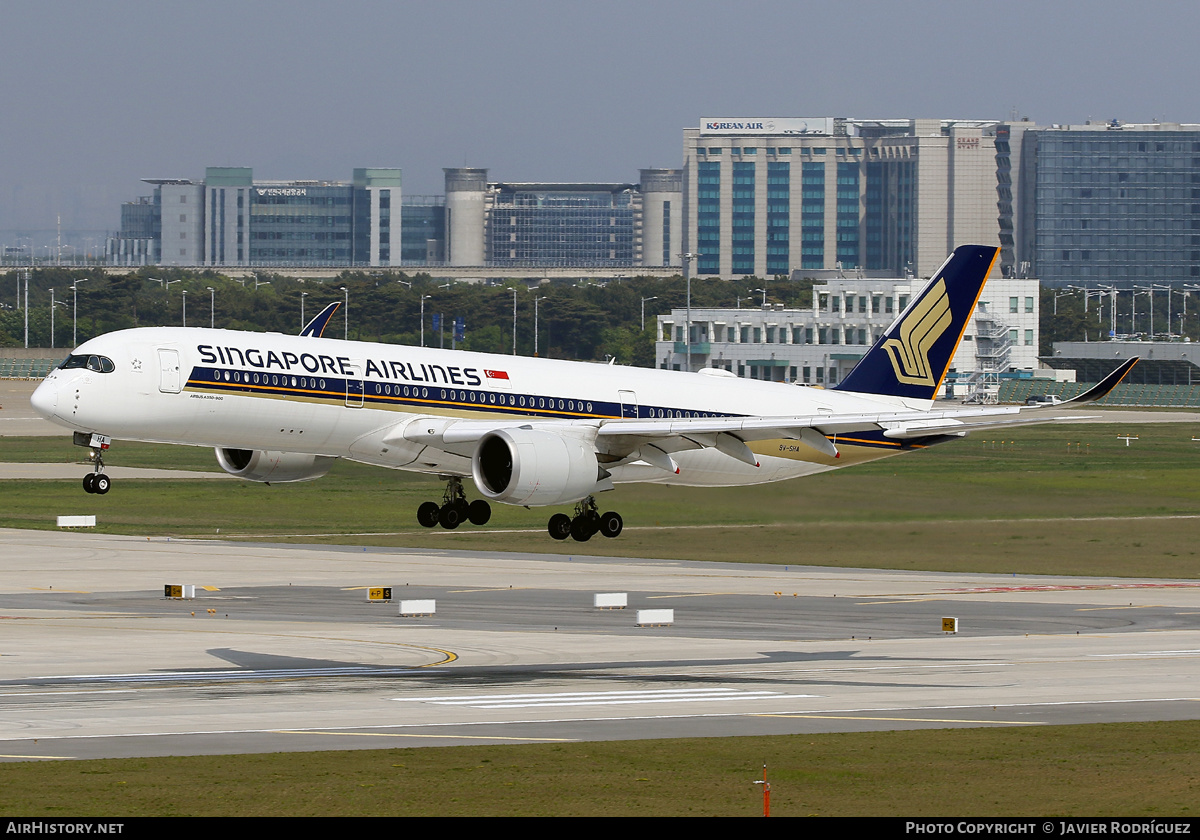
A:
[[30, 245, 1136, 542]]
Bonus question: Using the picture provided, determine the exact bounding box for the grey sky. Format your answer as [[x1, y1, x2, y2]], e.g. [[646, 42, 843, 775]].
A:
[[3, 0, 1198, 236]]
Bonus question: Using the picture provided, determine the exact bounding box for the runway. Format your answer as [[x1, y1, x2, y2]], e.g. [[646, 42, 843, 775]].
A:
[[0, 527, 1197, 762]]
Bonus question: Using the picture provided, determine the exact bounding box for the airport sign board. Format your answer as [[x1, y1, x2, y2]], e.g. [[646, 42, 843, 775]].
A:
[[700, 117, 836, 136]]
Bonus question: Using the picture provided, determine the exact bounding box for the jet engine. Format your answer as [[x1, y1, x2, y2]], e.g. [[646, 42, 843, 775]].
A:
[[471, 428, 605, 506], [215, 448, 335, 483]]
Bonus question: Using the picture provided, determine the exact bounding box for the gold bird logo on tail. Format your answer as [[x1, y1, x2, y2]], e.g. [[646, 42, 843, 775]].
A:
[[882, 279, 953, 386]]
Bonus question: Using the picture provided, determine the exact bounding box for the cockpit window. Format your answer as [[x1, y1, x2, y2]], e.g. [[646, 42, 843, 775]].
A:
[[58, 354, 115, 373]]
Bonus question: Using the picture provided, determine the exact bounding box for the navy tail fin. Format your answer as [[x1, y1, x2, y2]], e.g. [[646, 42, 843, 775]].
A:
[[835, 245, 999, 400], [300, 302, 340, 338]]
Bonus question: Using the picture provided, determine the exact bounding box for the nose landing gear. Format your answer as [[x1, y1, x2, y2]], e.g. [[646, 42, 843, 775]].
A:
[[417, 476, 491, 530], [548, 496, 622, 542], [75, 433, 112, 495]]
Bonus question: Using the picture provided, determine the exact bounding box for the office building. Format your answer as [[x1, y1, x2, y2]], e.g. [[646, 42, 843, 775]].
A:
[[655, 275, 1038, 399], [1014, 121, 1200, 285], [107, 166, 411, 268], [443, 168, 682, 268], [682, 118, 1002, 280]]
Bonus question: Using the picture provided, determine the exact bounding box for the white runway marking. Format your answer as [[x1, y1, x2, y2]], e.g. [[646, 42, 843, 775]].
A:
[[1089, 649, 1200, 658], [11, 666, 420, 685], [392, 687, 804, 709]]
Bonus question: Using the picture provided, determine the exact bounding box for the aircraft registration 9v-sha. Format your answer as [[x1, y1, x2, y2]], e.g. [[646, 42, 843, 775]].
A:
[[31, 246, 1135, 542]]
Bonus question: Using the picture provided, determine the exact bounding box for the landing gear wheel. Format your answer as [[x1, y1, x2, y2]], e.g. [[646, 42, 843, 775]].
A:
[[93, 474, 111, 495], [417, 501, 440, 528], [82, 474, 96, 494], [438, 503, 463, 530], [599, 511, 623, 538], [468, 499, 492, 526], [548, 513, 572, 540], [570, 515, 594, 542]]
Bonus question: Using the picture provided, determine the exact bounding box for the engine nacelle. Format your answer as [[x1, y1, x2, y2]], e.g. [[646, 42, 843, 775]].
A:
[[471, 428, 604, 506], [215, 448, 335, 483]]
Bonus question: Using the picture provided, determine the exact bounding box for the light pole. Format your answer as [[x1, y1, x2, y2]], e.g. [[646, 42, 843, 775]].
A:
[[1054, 287, 1079, 316], [438, 283, 452, 349], [641, 296, 657, 331], [420, 295, 431, 346], [300, 292, 308, 329], [680, 253, 696, 372], [51, 297, 67, 350], [534, 295, 547, 356], [339, 286, 348, 340], [1133, 286, 1153, 337], [22, 270, 29, 349], [182, 289, 187, 327], [71, 279, 88, 346], [510, 287, 518, 355], [207, 287, 215, 329], [754, 287, 766, 307]]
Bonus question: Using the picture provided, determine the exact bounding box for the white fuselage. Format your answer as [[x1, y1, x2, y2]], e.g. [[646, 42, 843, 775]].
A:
[[32, 327, 928, 493]]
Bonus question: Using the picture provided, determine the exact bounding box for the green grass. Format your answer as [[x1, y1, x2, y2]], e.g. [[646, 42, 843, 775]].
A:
[[1, 722, 1198, 816], [2, 423, 1199, 577]]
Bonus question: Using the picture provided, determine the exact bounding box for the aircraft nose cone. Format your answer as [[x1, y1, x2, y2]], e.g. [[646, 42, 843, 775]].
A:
[[30, 378, 58, 420]]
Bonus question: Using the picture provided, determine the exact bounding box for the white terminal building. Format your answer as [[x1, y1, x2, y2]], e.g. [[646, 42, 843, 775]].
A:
[[656, 274, 1040, 400]]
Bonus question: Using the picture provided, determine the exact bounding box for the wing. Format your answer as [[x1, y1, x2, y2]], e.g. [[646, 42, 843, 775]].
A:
[[389, 358, 1136, 473]]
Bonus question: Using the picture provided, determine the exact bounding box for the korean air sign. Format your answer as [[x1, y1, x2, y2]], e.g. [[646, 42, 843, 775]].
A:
[[700, 117, 835, 136]]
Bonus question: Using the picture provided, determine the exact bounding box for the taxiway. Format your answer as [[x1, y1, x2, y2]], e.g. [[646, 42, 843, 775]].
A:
[[0, 527, 1196, 761]]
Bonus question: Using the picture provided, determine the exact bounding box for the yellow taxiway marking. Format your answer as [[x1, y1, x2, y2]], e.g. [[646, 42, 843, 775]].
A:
[[754, 714, 1041, 725], [271, 730, 573, 743], [201, 586, 220, 591], [28, 588, 90, 594], [447, 587, 531, 593]]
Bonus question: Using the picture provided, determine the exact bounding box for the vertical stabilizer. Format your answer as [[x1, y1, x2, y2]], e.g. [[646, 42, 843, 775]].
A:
[[835, 245, 999, 400]]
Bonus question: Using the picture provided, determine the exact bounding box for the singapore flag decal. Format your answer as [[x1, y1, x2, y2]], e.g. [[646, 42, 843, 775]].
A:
[[484, 370, 509, 380]]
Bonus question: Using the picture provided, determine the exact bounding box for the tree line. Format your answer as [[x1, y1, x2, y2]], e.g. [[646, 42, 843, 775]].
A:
[[6, 267, 1170, 364], [0, 267, 818, 365]]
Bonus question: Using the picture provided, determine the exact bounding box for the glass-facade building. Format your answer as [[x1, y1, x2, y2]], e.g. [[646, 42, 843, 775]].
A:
[[682, 118, 1002, 279], [488, 184, 636, 266], [400, 196, 446, 264], [442, 169, 683, 268], [1020, 123, 1200, 284], [108, 166, 412, 267]]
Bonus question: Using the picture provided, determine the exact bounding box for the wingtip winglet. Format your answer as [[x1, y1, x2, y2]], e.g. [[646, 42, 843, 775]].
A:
[[300, 301, 341, 338], [1061, 357, 1139, 406]]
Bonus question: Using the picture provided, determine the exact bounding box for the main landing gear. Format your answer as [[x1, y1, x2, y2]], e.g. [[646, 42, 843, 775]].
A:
[[417, 476, 491, 530], [548, 496, 622, 542]]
